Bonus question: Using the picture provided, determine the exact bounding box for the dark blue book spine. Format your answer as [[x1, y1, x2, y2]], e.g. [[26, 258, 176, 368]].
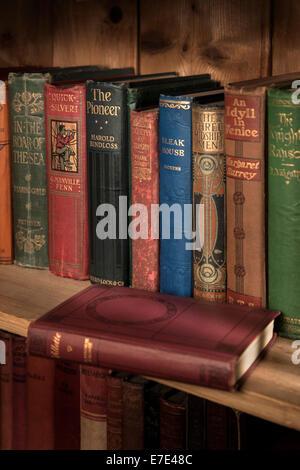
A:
[[159, 95, 193, 297]]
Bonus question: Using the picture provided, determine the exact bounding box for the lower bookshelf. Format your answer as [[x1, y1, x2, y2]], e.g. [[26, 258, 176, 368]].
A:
[[0, 265, 299, 432]]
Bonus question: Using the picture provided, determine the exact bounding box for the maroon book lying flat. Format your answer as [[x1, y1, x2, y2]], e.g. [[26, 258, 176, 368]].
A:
[[28, 286, 280, 391]]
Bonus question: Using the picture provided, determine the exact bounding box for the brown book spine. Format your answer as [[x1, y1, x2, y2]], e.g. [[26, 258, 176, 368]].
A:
[[160, 391, 186, 450], [80, 365, 109, 450], [107, 374, 125, 450], [0, 82, 13, 264], [225, 87, 266, 308], [12, 335, 27, 450], [123, 377, 146, 450], [27, 355, 55, 450], [55, 360, 80, 450], [0, 332, 13, 450]]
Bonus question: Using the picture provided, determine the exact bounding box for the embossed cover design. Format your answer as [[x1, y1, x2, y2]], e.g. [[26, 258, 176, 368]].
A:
[[28, 285, 279, 391], [8, 73, 50, 268], [45, 83, 89, 279], [7, 68, 134, 269], [225, 88, 266, 308], [192, 103, 226, 302], [225, 73, 300, 308]]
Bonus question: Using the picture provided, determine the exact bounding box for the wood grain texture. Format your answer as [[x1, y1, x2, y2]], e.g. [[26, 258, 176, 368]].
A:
[[52, 0, 137, 70], [272, 0, 300, 74], [140, 0, 271, 82], [0, 265, 89, 336], [0, 266, 299, 431], [0, 0, 53, 67]]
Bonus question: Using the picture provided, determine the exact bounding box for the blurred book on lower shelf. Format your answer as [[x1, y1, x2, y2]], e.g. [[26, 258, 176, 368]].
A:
[[1, 329, 300, 450]]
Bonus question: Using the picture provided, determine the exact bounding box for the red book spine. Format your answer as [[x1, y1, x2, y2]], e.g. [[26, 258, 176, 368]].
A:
[[107, 375, 124, 450], [55, 360, 80, 450], [80, 365, 109, 450], [27, 355, 55, 450], [45, 83, 89, 280], [131, 109, 159, 292], [0, 82, 13, 264], [0, 332, 13, 450], [122, 378, 145, 450], [28, 326, 234, 390], [160, 391, 186, 450], [28, 285, 280, 391], [12, 335, 27, 450]]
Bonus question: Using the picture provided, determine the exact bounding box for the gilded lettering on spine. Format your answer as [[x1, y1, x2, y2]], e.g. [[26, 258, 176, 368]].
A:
[[269, 102, 300, 185], [193, 106, 226, 302], [224, 89, 265, 309], [50, 332, 62, 359], [8, 73, 49, 267], [84, 338, 93, 363], [268, 88, 300, 339]]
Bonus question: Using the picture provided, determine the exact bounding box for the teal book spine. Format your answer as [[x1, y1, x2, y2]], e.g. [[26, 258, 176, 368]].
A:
[[8, 73, 50, 268]]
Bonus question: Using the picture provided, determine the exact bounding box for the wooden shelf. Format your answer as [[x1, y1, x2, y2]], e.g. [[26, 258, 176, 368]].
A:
[[0, 265, 299, 432], [0, 265, 89, 336]]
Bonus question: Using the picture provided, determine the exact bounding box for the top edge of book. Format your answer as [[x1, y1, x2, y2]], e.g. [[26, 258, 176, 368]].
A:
[[160, 87, 224, 100], [86, 73, 212, 88], [7, 66, 135, 82], [226, 71, 300, 90]]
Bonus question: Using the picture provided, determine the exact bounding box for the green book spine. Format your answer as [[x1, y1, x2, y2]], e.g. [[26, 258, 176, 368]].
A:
[[268, 87, 300, 338], [8, 73, 50, 268]]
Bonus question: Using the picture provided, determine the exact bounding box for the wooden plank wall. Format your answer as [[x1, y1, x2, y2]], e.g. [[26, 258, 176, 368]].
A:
[[0, 0, 299, 83]]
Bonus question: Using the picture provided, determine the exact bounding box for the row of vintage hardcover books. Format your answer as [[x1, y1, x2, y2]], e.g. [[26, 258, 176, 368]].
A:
[[1, 66, 300, 339], [0, 329, 298, 450]]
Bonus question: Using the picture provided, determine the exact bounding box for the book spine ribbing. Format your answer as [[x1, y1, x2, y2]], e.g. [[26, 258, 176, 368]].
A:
[[268, 87, 300, 338], [225, 87, 266, 308], [86, 82, 129, 287], [45, 83, 89, 280], [192, 104, 226, 302], [131, 109, 159, 292], [8, 73, 50, 268], [107, 374, 124, 450], [159, 95, 193, 297], [122, 378, 146, 450], [0, 81, 13, 264], [80, 365, 109, 450]]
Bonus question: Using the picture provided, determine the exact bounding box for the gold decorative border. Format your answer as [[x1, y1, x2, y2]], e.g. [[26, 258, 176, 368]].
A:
[[160, 99, 191, 110]]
